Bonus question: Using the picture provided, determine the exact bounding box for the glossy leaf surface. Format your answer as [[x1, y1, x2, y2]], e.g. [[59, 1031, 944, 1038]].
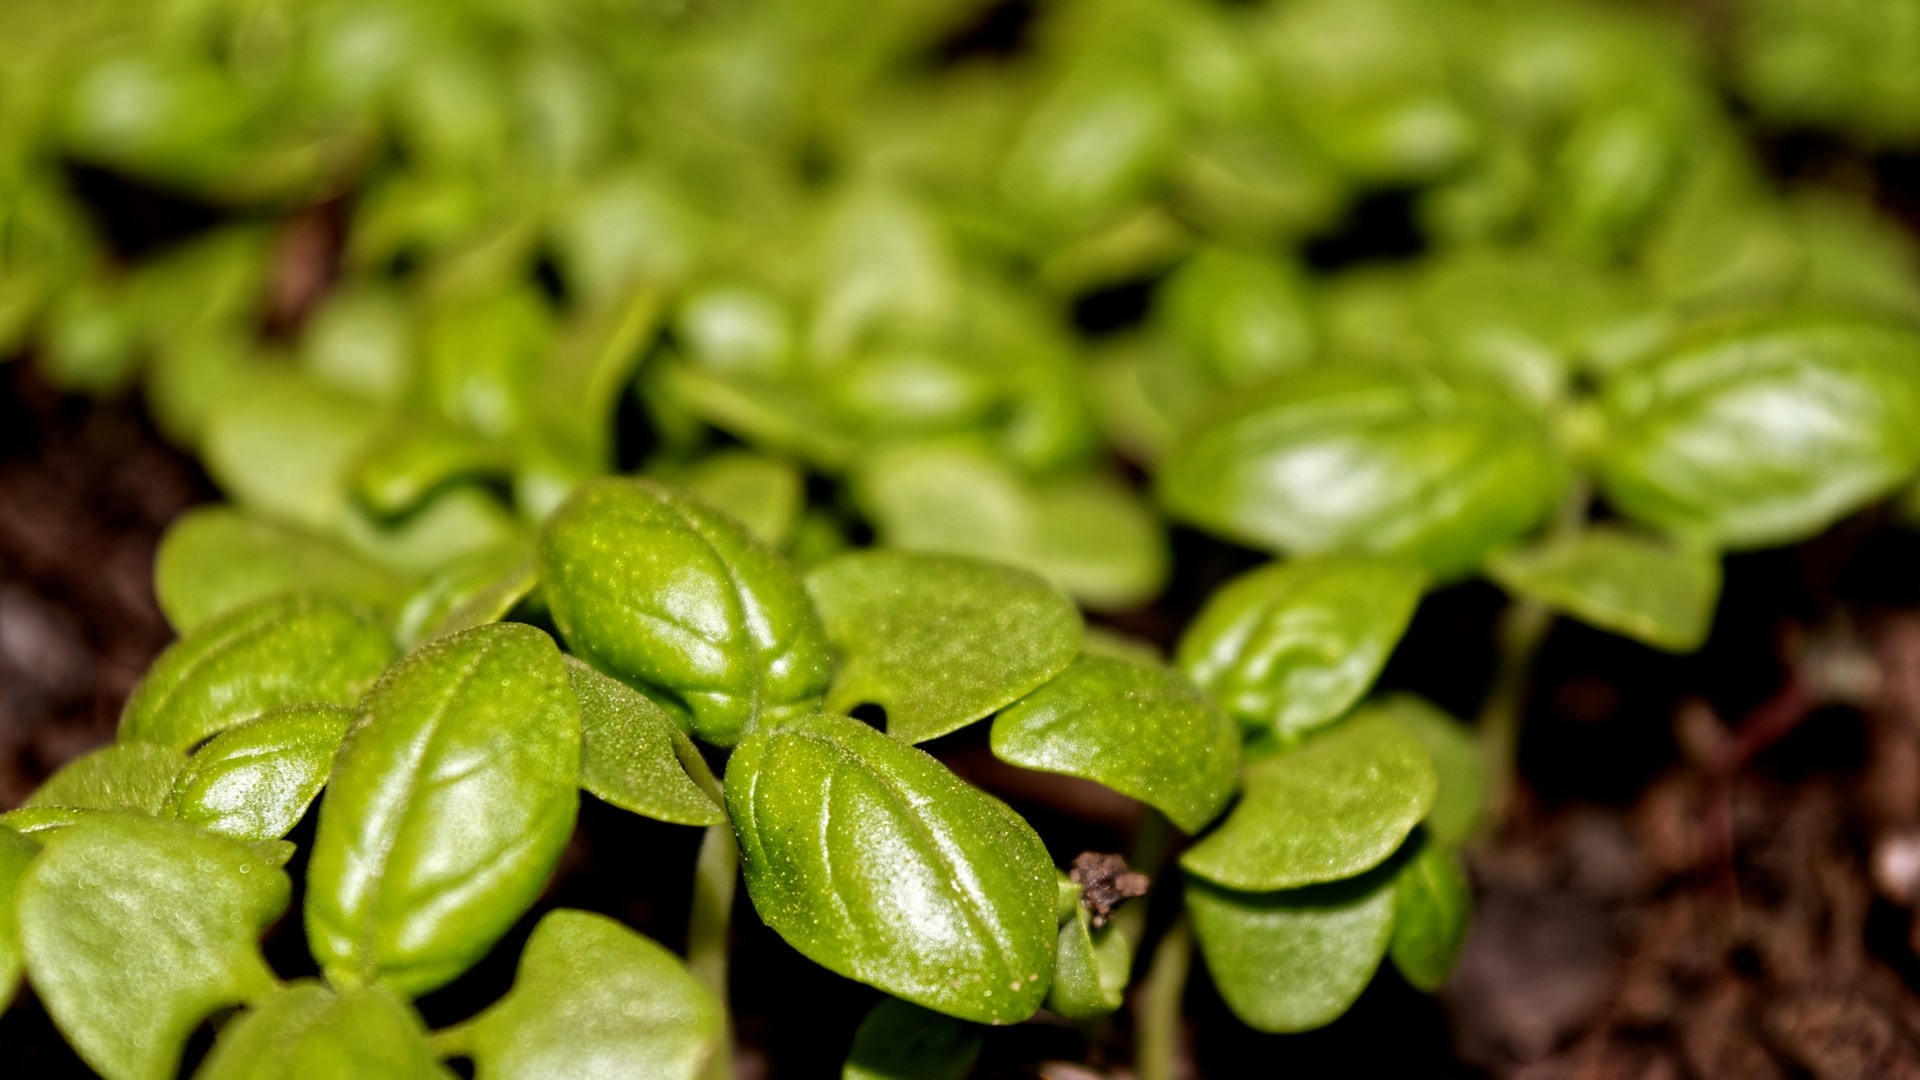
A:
[[24, 742, 185, 814], [540, 478, 830, 746], [1389, 840, 1472, 992], [1187, 868, 1397, 1034], [570, 658, 725, 826], [463, 910, 722, 1080], [1176, 555, 1425, 741], [119, 594, 394, 751], [990, 656, 1239, 832], [307, 623, 580, 997], [155, 508, 404, 633], [168, 704, 354, 841], [842, 998, 981, 1080], [196, 981, 447, 1080], [805, 551, 1081, 744], [18, 814, 288, 1080], [392, 544, 538, 651], [728, 713, 1056, 1023], [1182, 711, 1436, 890], [1045, 901, 1130, 1019], [1157, 366, 1566, 579], [1488, 527, 1720, 652], [1598, 316, 1920, 548]]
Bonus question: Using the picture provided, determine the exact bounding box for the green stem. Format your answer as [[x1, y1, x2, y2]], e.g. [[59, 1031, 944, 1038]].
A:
[[689, 823, 738, 1080], [1135, 916, 1190, 1080], [1477, 597, 1554, 828], [429, 1022, 476, 1061]]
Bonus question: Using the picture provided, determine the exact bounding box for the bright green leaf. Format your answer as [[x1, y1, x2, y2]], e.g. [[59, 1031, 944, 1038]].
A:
[[119, 594, 394, 752], [1181, 711, 1436, 891], [1368, 695, 1488, 848], [25, 742, 186, 814], [168, 704, 354, 841], [990, 656, 1239, 832], [307, 624, 580, 997], [1176, 555, 1425, 741], [1389, 839, 1472, 992], [842, 998, 981, 1080], [805, 551, 1082, 744], [18, 814, 289, 1080], [1045, 899, 1131, 1020], [1488, 526, 1720, 652], [659, 450, 805, 550], [570, 658, 725, 827], [728, 714, 1056, 1024], [195, 981, 447, 1080], [0, 827, 36, 1007], [202, 370, 385, 532], [392, 544, 538, 651], [154, 508, 405, 634]]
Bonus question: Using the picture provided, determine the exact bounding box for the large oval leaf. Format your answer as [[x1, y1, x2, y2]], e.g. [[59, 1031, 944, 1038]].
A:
[[196, 981, 447, 1080], [1175, 555, 1425, 741], [570, 658, 726, 827], [540, 478, 830, 746], [25, 742, 186, 814], [1187, 867, 1397, 1034], [119, 594, 395, 751], [728, 713, 1056, 1023], [1598, 315, 1920, 548], [1156, 366, 1567, 578], [990, 655, 1239, 832], [155, 508, 405, 634], [461, 910, 723, 1080], [1181, 710, 1436, 891], [18, 814, 289, 1080], [1487, 526, 1720, 652], [307, 623, 580, 997], [804, 551, 1082, 744], [168, 704, 355, 841]]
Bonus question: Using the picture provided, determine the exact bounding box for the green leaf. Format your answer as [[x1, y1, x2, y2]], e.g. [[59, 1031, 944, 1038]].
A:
[[461, 909, 722, 1080], [1157, 366, 1567, 579], [168, 704, 355, 841], [540, 478, 830, 747], [18, 814, 289, 1080], [570, 658, 725, 827], [392, 544, 539, 651], [1598, 315, 1920, 548], [1158, 247, 1317, 387], [1369, 695, 1488, 848], [842, 998, 981, 1080], [195, 981, 447, 1080], [990, 656, 1239, 832], [0, 827, 36, 1007], [728, 713, 1056, 1023], [1181, 711, 1436, 891], [154, 508, 406, 634], [1045, 899, 1131, 1020], [658, 450, 805, 550], [25, 742, 186, 814], [805, 551, 1082, 744], [307, 624, 580, 997], [1187, 866, 1397, 1034], [119, 594, 395, 752], [1175, 555, 1425, 741], [351, 425, 515, 518], [0, 807, 96, 836], [202, 369, 385, 532], [1389, 839, 1472, 992], [1488, 526, 1720, 652]]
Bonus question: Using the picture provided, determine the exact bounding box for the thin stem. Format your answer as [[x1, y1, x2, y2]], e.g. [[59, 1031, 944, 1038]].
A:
[[1134, 916, 1190, 1080], [689, 823, 738, 1080], [1478, 596, 1554, 827]]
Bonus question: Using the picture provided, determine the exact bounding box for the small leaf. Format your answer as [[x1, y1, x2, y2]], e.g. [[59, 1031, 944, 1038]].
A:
[[1598, 315, 1920, 548], [307, 623, 580, 997], [1181, 711, 1436, 891], [1369, 695, 1488, 848], [119, 594, 395, 752], [990, 656, 1239, 832], [154, 508, 405, 634], [659, 450, 805, 549], [1487, 526, 1720, 652], [1045, 900, 1131, 1020], [1176, 555, 1425, 741], [570, 658, 725, 827], [540, 478, 831, 747], [0, 806, 96, 836], [728, 714, 1056, 1024], [843, 998, 981, 1080], [462, 910, 722, 1080], [168, 704, 355, 841], [352, 424, 514, 518], [0, 827, 37, 1007], [18, 814, 289, 1080], [25, 742, 186, 814], [805, 551, 1082, 744], [1389, 840, 1472, 992], [202, 370, 385, 532], [392, 543, 539, 651], [1187, 866, 1397, 1034], [195, 981, 447, 1080]]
